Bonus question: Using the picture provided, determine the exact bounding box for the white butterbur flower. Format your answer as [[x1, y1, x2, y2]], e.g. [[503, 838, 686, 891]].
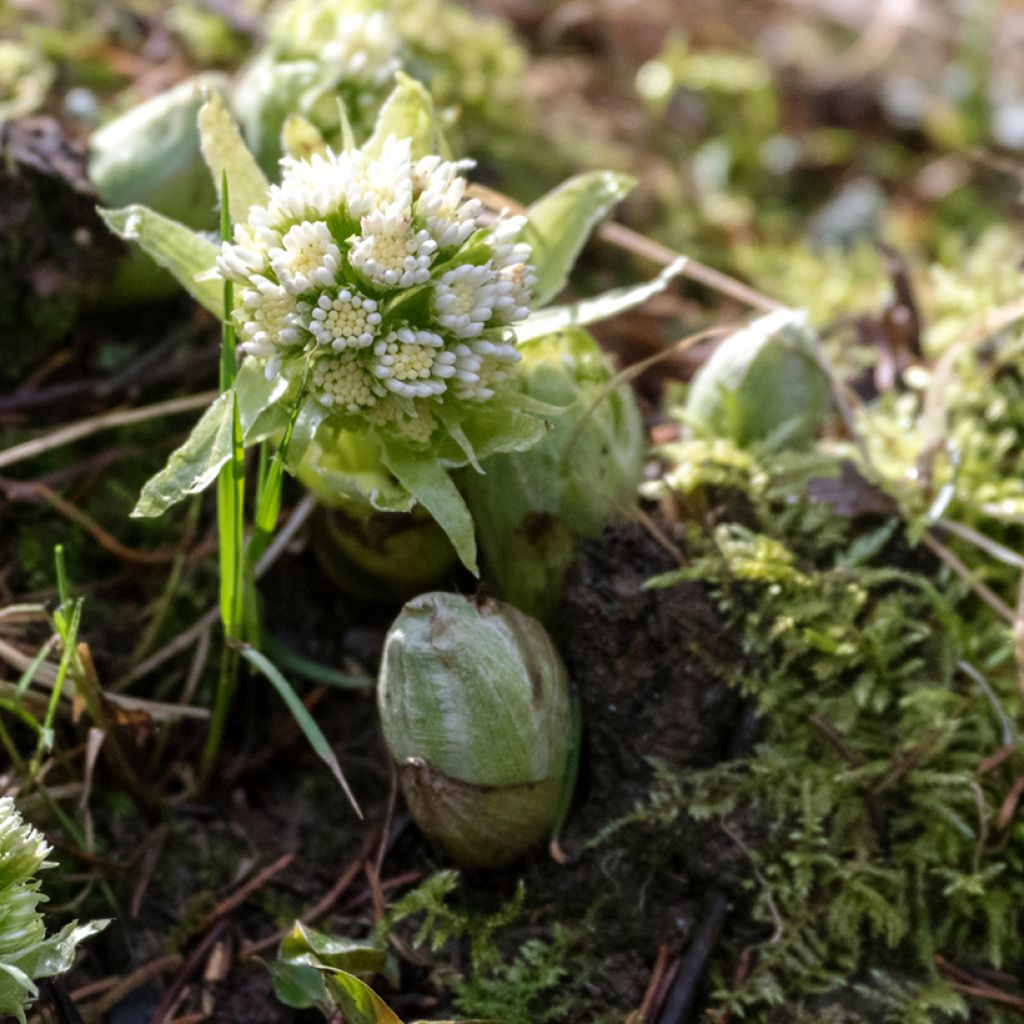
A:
[[271, 221, 342, 294], [312, 349, 387, 411], [434, 263, 498, 338], [321, 11, 401, 89], [349, 217, 436, 289], [218, 130, 536, 447], [305, 289, 382, 350]]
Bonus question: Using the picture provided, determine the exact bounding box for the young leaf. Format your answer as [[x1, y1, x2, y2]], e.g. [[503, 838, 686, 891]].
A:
[[269, 960, 328, 1011], [381, 443, 478, 575], [522, 171, 636, 305], [131, 392, 234, 517], [237, 644, 362, 817], [100, 206, 222, 316], [324, 971, 405, 1024], [514, 257, 688, 343], [198, 90, 269, 222], [280, 924, 388, 976], [364, 73, 439, 160]]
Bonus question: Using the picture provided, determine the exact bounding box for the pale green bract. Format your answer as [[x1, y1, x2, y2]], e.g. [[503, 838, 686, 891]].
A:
[[102, 77, 680, 572], [0, 798, 108, 1024]]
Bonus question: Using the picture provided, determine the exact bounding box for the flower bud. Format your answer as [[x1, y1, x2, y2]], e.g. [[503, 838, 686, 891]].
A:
[[684, 309, 831, 448], [378, 593, 572, 868], [460, 327, 644, 623], [309, 504, 457, 602], [0, 798, 107, 1022]]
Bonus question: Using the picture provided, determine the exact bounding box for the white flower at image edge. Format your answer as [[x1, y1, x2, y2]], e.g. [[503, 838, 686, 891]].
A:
[[217, 135, 536, 445]]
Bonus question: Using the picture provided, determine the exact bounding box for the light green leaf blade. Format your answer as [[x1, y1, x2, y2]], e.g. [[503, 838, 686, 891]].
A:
[[238, 645, 362, 817], [324, 970, 404, 1024], [198, 90, 269, 222], [280, 923, 388, 976], [100, 205, 222, 316], [269, 959, 328, 1011], [236, 357, 291, 440], [7, 920, 109, 981], [514, 257, 687, 343], [381, 443, 478, 575], [0, 960, 35, 1024], [523, 171, 636, 305], [364, 72, 439, 160], [131, 392, 233, 518]]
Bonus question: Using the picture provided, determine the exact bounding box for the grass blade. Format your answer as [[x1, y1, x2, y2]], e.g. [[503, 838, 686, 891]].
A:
[[237, 643, 363, 818]]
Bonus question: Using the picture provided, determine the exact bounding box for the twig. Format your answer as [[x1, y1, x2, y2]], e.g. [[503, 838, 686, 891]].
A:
[[597, 221, 782, 313], [922, 530, 1016, 625], [655, 892, 730, 1024], [194, 851, 295, 935], [240, 851, 368, 958], [635, 942, 671, 1022], [0, 392, 217, 472], [1, 480, 178, 566], [467, 184, 782, 313], [152, 922, 229, 1024], [88, 953, 185, 1017]]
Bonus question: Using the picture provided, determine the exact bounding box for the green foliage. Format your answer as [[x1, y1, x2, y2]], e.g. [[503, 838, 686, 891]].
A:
[[382, 870, 525, 975], [380, 872, 598, 1024], [636, 401, 1024, 1018]]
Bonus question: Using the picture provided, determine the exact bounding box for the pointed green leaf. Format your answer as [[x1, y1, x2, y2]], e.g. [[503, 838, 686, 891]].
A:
[[324, 970, 405, 1024], [514, 257, 687, 343], [522, 171, 636, 305], [381, 443, 478, 574], [280, 924, 388, 976], [100, 205, 222, 316], [238, 645, 362, 817], [269, 959, 329, 1011], [198, 90, 269, 222], [364, 73, 439, 160], [132, 393, 233, 518], [131, 361, 286, 519]]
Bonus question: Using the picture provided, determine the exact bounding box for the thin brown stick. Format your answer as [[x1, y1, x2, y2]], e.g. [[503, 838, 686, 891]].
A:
[[0, 392, 216, 472], [240, 853, 366, 958], [4, 481, 177, 566], [467, 184, 782, 312], [194, 851, 295, 935], [88, 954, 185, 1016], [922, 531, 1016, 625], [152, 920, 229, 1024], [636, 942, 672, 1022]]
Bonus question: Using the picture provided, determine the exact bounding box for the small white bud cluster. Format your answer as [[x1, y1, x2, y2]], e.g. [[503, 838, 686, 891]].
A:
[[218, 134, 535, 445], [273, 2, 403, 91]]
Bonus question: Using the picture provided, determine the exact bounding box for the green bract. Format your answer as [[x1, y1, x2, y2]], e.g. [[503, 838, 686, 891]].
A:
[[90, 76, 227, 231], [378, 592, 572, 869], [0, 798, 107, 1024], [460, 327, 645, 622], [684, 308, 832, 448]]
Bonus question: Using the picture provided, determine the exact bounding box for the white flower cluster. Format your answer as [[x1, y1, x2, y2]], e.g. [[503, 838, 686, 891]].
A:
[[276, 2, 402, 90], [218, 135, 535, 445]]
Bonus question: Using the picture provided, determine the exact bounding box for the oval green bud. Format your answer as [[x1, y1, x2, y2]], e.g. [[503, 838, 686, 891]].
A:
[[461, 327, 645, 623], [684, 309, 831, 448], [378, 592, 572, 868]]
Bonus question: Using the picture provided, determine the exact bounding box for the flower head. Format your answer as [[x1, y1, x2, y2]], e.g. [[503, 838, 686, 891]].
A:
[[218, 135, 534, 447], [0, 798, 108, 1023]]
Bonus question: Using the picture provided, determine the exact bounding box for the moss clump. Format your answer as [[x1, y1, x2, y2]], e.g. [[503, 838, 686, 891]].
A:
[[633, 350, 1024, 1019]]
